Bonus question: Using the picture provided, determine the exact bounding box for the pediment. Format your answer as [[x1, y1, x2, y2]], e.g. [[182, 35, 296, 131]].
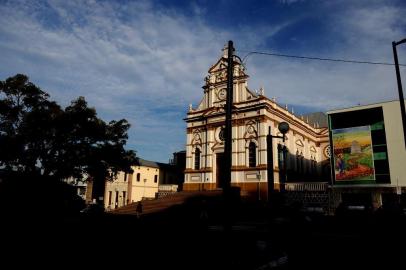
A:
[[211, 142, 224, 151], [245, 120, 256, 126], [202, 106, 225, 117], [319, 128, 329, 135], [208, 57, 228, 74], [295, 139, 304, 147], [191, 129, 202, 145], [208, 57, 246, 77], [245, 87, 258, 100], [196, 97, 205, 110]]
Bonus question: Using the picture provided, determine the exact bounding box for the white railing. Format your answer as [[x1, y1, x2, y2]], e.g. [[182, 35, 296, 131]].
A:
[[285, 182, 328, 192], [158, 184, 178, 192]]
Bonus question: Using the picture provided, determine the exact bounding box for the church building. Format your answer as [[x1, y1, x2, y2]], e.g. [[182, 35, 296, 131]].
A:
[[183, 46, 331, 196]]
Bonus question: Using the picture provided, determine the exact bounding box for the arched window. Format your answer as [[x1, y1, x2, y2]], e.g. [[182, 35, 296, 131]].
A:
[[248, 142, 256, 167], [194, 148, 201, 170], [137, 173, 140, 182]]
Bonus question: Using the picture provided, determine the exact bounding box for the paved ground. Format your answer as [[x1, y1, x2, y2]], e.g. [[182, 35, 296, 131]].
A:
[[2, 196, 406, 269]]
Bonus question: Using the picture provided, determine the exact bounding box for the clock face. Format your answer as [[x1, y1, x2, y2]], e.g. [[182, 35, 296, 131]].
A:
[[323, 145, 331, 158], [218, 89, 227, 100], [247, 125, 255, 134]]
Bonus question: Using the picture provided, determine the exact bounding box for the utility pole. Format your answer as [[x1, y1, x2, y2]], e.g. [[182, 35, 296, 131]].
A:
[[224, 40, 234, 192], [267, 127, 274, 196], [392, 39, 406, 149]]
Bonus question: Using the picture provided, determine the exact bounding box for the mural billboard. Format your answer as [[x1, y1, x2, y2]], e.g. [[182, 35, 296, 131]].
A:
[[332, 126, 375, 182]]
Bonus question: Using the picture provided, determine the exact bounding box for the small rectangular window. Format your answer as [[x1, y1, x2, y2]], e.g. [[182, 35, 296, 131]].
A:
[[249, 142, 256, 168], [194, 148, 201, 170], [115, 191, 119, 209]]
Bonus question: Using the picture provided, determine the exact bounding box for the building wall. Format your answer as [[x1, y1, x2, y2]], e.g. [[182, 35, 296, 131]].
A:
[[328, 100, 406, 187], [159, 168, 178, 185], [184, 47, 329, 193], [130, 165, 159, 202], [104, 171, 130, 210], [382, 101, 406, 186], [327, 100, 406, 209], [104, 165, 160, 209], [167, 151, 186, 188], [85, 181, 93, 204]]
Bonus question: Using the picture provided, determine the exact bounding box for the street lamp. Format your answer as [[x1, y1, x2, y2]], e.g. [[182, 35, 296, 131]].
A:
[[392, 38, 406, 149], [267, 122, 290, 199]]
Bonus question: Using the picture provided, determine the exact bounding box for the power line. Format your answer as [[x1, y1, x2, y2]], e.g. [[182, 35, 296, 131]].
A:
[[236, 50, 406, 67]]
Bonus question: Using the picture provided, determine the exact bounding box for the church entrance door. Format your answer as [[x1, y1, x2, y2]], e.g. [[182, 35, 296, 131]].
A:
[[216, 153, 226, 188]]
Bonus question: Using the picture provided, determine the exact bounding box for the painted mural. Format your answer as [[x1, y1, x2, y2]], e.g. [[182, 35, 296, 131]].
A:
[[332, 126, 375, 181]]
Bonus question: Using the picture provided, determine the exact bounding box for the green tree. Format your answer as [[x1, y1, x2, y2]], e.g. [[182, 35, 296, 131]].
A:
[[0, 74, 136, 203]]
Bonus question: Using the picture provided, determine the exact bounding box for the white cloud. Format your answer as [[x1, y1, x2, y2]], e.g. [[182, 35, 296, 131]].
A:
[[0, 0, 405, 161], [0, 0, 231, 161], [245, 2, 406, 111]]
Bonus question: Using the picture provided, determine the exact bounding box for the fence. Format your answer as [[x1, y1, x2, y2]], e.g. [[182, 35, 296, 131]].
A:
[[158, 184, 178, 192], [285, 182, 328, 192]]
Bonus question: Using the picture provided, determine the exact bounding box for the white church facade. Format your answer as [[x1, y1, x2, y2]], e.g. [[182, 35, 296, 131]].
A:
[[184, 46, 331, 196]]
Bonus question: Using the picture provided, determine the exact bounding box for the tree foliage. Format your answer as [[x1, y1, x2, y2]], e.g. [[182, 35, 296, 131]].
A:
[[0, 74, 136, 184]]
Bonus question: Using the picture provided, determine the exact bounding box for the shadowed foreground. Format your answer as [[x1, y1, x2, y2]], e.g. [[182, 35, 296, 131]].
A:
[[2, 193, 406, 269]]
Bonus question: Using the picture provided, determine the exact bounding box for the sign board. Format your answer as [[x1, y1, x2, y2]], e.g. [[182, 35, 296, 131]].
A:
[[332, 126, 375, 182]]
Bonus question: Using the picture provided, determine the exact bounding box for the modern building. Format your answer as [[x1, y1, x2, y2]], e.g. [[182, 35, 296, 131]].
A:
[[183, 46, 331, 197], [327, 100, 406, 209]]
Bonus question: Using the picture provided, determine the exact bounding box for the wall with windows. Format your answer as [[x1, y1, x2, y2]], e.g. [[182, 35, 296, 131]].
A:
[[104, 164, 160, 210], [104, 171, 130, 210], [184, 107, 330, 194], [129, 165, 160, 203], [183, 46, 330, 194]]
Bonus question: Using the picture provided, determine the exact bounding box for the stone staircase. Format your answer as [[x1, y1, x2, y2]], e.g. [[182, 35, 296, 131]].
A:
[[110, 190, 222, 216]]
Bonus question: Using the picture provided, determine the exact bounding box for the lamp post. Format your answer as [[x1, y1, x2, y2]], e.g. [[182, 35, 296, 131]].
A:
[[267, 122, 290, 199], [392, 39, 406, 149]]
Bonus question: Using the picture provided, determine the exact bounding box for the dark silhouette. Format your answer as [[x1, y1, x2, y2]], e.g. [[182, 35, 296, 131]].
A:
[[199, 199, 209, 230], [136, 201, 143, 218], [0, 171, 85, 218], [0, 74, 136, 205]]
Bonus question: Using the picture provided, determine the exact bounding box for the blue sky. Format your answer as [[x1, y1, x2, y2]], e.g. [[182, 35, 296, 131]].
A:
[[1, 0, 406, 162]]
